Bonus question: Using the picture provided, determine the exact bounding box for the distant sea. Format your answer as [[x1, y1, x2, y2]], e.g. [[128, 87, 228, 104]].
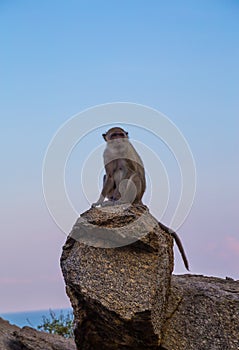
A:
[[0, 308, 72, 329]]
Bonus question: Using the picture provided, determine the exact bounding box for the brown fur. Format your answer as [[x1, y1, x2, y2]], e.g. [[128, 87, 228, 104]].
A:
[[92, 127, 146, 206]]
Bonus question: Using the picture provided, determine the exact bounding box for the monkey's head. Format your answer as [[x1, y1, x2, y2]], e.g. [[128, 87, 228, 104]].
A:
[[102, 127, 129, 142]]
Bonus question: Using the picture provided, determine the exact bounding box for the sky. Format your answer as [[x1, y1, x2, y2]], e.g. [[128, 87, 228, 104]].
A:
[[0, 0, 239, 313]]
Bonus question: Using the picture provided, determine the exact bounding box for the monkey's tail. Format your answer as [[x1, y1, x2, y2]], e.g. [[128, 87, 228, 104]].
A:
[[158, 222, 189, 271]]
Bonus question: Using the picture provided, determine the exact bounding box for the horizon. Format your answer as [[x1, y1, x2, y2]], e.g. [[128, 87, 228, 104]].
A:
[[1, 306, 72, 316], [0, 307, 72, 329]]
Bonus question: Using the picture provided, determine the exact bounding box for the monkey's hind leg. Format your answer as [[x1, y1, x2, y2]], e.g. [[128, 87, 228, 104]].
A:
[[114, 176, 138, 205]]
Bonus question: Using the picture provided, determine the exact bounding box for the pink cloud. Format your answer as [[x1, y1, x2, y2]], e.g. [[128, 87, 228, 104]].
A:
[[0, 276, 62, 286], [225, 236, 239, 255], [0, 278, 32, 286]]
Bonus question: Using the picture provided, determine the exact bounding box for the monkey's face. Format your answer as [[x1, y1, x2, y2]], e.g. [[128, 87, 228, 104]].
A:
[[102, 127, 129, 142]]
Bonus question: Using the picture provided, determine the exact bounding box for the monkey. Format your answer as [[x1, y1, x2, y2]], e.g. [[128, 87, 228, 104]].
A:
[[92, 127, 146, 207], [92, 127, 189, 270]]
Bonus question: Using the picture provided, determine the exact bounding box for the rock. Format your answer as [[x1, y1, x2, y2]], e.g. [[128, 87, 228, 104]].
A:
[[61, 204, 174, 349], [0, 317, 76, 350], [61, 204, 239, 349], [14, 326, 77, 350], [161, 274, 239, 350], [0, 318, 20, 350]]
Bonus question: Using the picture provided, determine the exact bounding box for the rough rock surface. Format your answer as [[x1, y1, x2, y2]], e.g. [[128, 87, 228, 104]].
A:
[[61, 204, 174, 349], [161, 274, 239, 350], [0, 317, 76, 350], [0, 318, 20, 350], [61, 204, 239, 349]]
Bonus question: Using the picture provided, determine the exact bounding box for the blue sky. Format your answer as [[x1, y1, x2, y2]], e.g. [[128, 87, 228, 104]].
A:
[[0, 0, 238, 313]]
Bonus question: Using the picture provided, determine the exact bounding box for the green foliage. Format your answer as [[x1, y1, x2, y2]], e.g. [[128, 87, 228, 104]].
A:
[[37, 309, 74, 338]]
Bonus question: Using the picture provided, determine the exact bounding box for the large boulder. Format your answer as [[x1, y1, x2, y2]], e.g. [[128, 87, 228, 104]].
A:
[[61, 204, 174, 349], [161, 274, 239, 350]]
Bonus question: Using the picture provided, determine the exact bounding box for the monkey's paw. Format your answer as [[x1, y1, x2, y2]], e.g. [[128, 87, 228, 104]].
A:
[[91, 202, 102, 208]]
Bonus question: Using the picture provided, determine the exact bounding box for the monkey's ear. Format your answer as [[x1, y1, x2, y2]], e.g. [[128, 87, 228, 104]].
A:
[[126, 131, 129, 137], [102, 133, 107, 141]]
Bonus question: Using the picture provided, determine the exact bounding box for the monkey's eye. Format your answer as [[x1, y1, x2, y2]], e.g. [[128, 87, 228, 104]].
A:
[[110, 132, 126, 139]]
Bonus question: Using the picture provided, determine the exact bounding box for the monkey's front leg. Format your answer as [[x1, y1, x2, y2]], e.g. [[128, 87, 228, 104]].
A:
[[91, 175, 114, 207]]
